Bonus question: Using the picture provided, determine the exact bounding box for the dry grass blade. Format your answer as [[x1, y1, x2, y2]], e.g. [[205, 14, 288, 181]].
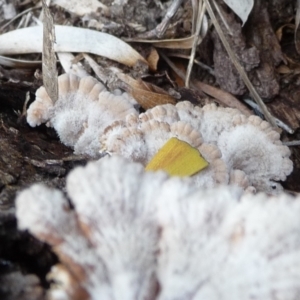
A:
[[191, 0, 198, 33], [213, 1, 233, 35], [185, 0, 206, 87], [244, 99, 294, 133], [41, 0, 58, 103], [0, 55, 41, 67], [124, 35, 196, 49], [168, 53, 215, 75], [204, 0, 277, 127]]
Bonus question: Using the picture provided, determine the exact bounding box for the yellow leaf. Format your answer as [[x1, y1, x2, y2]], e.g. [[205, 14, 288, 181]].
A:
[[145, 137, 208, 177]]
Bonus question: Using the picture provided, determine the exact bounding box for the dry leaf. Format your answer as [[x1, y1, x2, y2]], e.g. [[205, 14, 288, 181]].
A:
[[0, 25, 147, 68], [276, 24, 294, 42], [192, 79, 252, 116], [145, 137, 208, 177], [276, 65, 292, 75], [222, 0, 254, 25], [116, 72, 176, 109], [146, 48, 159, 71]]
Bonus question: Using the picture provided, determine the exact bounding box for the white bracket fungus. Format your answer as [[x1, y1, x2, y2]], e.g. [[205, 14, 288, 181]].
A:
[[27, 74, 292, 193], [16, 156, 300, 300], [102, 102, 292, 193], [27, 73, 138, 157]]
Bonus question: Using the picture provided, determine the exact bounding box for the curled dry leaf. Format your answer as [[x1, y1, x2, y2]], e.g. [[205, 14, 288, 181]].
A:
[[0, 25, 147, 68], [116, 72, 176, 109]]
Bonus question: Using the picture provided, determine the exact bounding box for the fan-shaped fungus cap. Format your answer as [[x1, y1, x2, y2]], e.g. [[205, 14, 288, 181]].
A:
[[175, 102, 292, 192], [16, 156, 164, 300], [27, 85, 55, 127], [73, 90, 138, 156], [27, 73, 138, 157], [16, 157, 300, 300], [126, 102, 292, 193], [101, 120, 147, 163], [101, 118, 230, 188], [217, 116, 292, 192], [156, 186, 300, 300]]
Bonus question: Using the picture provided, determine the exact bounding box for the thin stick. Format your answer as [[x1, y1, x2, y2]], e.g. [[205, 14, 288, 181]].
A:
[[185, 1, 206, 87], [41, 0, 58, 103]]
